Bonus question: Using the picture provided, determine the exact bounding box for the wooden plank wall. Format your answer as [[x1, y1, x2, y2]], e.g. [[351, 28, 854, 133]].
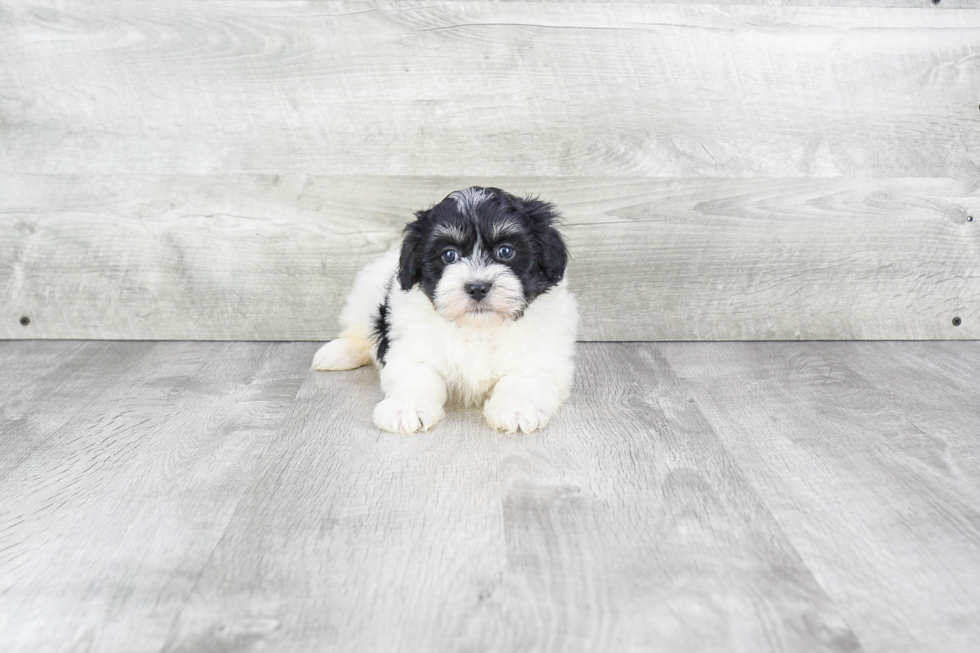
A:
[[1, 1, 978, 340]]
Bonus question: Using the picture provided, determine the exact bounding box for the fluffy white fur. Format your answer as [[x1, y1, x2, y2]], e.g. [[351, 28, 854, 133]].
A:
[[433, 258, 525, 324], [313, 248, 578, 434]]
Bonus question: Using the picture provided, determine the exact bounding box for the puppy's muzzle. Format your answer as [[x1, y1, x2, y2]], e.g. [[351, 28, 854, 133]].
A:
[[464, 281, 491, 302]]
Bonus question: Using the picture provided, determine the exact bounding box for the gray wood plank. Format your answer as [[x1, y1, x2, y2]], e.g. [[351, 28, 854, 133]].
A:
[[661, 342, 980, 653], [2, 2, 978, 178], [0, 341, 153, 475], [5, 341, 979, 652], [424, 0, 980, 5], [159, 360, 509, 653], [913, 340, 980, 386], [161, 343, 862, 653], [2, 175, 977, 341], [0, 341, 311, 653], [825, 341, 980, 499], [480, 344, 862, 653]]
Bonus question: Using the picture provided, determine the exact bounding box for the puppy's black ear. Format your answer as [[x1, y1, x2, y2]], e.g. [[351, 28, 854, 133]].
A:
[[397, 215, 426, 291], [537, 226, 568, 283], [519, 197, 568, 283]]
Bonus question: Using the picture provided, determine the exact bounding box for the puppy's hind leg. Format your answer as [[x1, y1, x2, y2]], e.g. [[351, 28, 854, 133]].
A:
[[311, 333, 372, 371], [312, 248, 400, 371]]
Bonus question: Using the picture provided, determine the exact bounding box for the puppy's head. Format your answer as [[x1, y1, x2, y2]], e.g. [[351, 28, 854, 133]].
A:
[[398, 187, 567, 325]]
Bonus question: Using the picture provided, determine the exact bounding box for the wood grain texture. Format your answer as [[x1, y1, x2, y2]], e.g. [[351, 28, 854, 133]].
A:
[[481, 344, 861, 653], [2, 175, 977, 340], [451, 0, 980, 5], [661, 341, 980, 653], [159, 359, 509, 653], [0, 341, 310, 653], [2, 2, 978, 177], [3, 341, 980, 651], [0, 340, 96, 471], [161, 343, 860, 653], [2, 0, 978, 340]]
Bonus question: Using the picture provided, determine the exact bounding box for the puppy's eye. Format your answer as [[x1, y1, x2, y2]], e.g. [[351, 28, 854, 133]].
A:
[[441, 249, 459, 264], [495, 245, 515, 260]]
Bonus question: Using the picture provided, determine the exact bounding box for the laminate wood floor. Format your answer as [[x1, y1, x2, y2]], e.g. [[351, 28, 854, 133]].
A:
[[1, 341, 978, 653]]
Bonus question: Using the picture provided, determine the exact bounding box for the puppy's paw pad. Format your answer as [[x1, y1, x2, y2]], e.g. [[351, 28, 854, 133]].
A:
[[484, 399, 551, 434], [312, 339, 370, 371], [374, 399, 444, 434]]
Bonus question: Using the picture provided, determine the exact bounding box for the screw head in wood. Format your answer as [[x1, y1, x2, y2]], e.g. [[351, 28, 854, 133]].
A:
[[19, 316, 31, 326], [932, 0, 940, 4], [952, 317, 962, 327], [969, 216, 975, 222]]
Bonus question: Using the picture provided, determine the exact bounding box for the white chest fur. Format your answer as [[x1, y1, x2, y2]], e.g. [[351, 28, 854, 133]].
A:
[[385, 281, 577, 405]]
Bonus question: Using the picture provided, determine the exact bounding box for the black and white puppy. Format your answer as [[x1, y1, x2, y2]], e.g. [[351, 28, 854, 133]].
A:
[[312, 187, 578, 434]]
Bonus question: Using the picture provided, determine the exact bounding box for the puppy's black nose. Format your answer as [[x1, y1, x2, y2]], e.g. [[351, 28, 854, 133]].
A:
[[465, 281, 491, 301]]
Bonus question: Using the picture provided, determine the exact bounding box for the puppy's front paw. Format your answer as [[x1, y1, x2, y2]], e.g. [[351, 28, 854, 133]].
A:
[[373, 398, 445, 434], [483, 395, 553, 434]]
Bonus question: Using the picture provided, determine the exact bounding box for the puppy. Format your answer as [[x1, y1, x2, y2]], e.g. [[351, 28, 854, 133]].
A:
[[312, 186, 578, 434]]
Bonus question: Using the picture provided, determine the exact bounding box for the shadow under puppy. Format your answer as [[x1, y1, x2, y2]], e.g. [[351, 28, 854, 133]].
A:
[[313, 186, 578, 434]]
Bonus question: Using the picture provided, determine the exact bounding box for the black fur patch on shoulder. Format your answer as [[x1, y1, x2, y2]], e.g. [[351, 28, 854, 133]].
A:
[[373, 295, 391, 366]]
